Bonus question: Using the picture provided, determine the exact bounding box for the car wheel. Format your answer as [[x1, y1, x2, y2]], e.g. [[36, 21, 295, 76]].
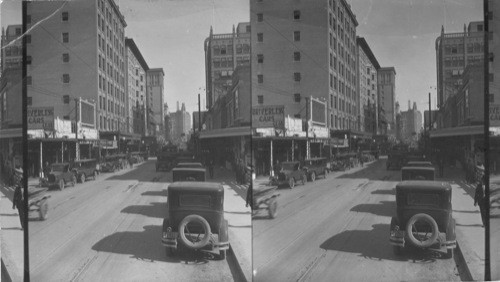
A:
[[268, 198, 278, 219], [71, 175, 77, 187], [39, 199, 48, 220], [178, 214, 211, 249], [406, 213, 439, 248], [311, 172, 316, 182], [289, 178, 295, 189], [79, 173, 86, 183], [58, 179, 65, 190], [301, 174, 307, 185]]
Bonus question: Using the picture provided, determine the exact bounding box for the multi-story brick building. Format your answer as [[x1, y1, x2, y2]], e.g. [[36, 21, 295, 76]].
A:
[[356, 37, 380, 136], [377, 67, 396, 137], [204, 23, 250, 129], [146, 68, 164, 137]]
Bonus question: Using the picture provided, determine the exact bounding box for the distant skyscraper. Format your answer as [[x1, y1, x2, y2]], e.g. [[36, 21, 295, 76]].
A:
[[377, 67, 396, 136]]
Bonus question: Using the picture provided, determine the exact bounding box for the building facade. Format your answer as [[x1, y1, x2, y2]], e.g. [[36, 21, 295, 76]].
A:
[[490, 1, 500, 129], [204, 23, 250, 115], [356, 37, 380, 136], [125, 38, 149, 135], [435, 21, 484, 127], [1, 25, 22, 71], [377, 67, 396, 137], [170, 102, 191, 143], [399, 101, 422, 147], [251, 0, 359, 134]]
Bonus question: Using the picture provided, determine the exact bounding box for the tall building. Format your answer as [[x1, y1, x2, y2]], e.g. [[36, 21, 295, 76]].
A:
[[399, 101, 422, 147], [125, 38, 149, 135], [377, 67, 396, 136], [204, 22, 250, 115], [1, 25, 22, 71], [146, 68, 164, 137], [435, 22, 484, 113], [170, 102, 191, 143], [26, 0, 127, 133], [251, 0, 359, 133], [356, 37, 380, 135]]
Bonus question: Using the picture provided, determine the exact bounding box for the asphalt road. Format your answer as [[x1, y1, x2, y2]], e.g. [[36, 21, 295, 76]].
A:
[[28, 160, 234, 281], [253, 159, 461, 281]]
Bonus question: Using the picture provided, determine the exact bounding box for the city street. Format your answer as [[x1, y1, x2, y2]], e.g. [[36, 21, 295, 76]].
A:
[[28, 159, 249, 281], [253, 159, 466, 281]]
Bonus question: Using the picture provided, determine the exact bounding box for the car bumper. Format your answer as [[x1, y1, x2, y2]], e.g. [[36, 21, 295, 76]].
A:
[[390, 231, 457, 249], [161, 232, 229, 251]]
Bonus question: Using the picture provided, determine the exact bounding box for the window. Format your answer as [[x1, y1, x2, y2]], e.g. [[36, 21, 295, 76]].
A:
[[257, 33, 263, 42], [490, 94, 495, 103], [294, 93, 301, 103], [62, 53, 69, 62], [294, 72, 301, 82], [26, 15, 31, 24], [294, 114, 301, 119], [477, 24, 483, 31], [26, 35, 31, 44], [62, 32, 69, 43], [294, 51, 301, 61], [27, 97, 32, 106], [257, 95, 264, 104], [62, 74, 70, 83], [257, 13, 263, 22], [26, 56, 32, 64], [294, 31, 300, 41], [490, 73, 494, 82], [257, 54, 264, 63], [293, 10, 300, 20], [62, 12, 69, 21], [63, 95, 70, 104], [26, 76, 32, 85], [258, 74, 263, 83]]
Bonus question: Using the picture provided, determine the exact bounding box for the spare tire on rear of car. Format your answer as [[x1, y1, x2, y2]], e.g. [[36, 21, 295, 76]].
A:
[[406, 213, 439, 248], [178, 214, 211, 249]]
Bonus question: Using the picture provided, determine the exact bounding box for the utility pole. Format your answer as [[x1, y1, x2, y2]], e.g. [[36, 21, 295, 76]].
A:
[[305, 97, 310, 159], [75, 98, 80, 161]]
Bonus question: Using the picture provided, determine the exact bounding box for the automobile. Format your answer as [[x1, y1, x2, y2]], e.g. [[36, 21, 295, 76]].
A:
[[156, 152, 174, 172], [387, 151, 406, 170], [100, 155, 122, 172], [71, 159, 98, 183], [161, 182, 229, 259], [302, 157, 328, 182], [176, 162, 204, 169], [45, 163, 77, 190], [389, 181, 456, 258], [401, 166, 435, 181], [175, 155, 196, 167], [405, 161, 433, 168], [172, 167, 206, 182], [270, 161, 307, 189]]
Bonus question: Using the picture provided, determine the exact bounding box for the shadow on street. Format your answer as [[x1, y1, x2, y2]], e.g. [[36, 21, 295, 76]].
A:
[[350, 200, 395, 218], [121, 202, 166, 218], [320, 224, 448, 262]]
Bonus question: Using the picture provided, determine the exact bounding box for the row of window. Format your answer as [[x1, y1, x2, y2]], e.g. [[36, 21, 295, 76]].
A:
[[99, 115, 123, 132], [98, 95, 125, 116], [444, 42, 483, 54], [212, 43, 250, 55]]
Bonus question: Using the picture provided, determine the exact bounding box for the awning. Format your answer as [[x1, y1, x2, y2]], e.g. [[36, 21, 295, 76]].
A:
[[0, 128, 22, 139], [199, 126, 251, 139], [429, 125, 484, 138]]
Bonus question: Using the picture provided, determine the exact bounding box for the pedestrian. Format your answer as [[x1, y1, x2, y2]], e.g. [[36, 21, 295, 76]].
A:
[[474, 175, 486, 227], [12, 176, 24, 230], [245, 183, 252, 209], [208, 160, 214, 179]]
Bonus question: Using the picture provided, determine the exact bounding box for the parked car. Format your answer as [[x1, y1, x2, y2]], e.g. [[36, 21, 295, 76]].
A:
[[172, 167, 206, 182], [401, 166, 435, 181], [46, 163, 77, 190], [389, 181, 456, 258], [71, 159, 98, 183], [101, 155, 123, 172], [270, 161, 307, 189], [156, 152, 174, 172], [405, 161, 433, 168], [302, 157, 328, 181], [162, 182, 229, 259], [387, 151, 406, 170]]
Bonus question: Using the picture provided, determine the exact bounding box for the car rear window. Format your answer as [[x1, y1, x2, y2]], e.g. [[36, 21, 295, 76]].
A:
[[407, 193, 441, 207], [180, 195, 211, 208]]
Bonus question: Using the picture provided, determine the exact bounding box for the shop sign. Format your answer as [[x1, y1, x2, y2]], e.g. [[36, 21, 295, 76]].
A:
[[252, 105, 284, 128], [490, 104, 500, 127], [28, 107, 54, 130], [100, 139, 117, 149]]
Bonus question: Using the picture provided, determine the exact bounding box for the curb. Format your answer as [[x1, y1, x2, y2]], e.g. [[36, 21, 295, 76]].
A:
[[454, 241, 474, 281], [226, 244, 248, 282]]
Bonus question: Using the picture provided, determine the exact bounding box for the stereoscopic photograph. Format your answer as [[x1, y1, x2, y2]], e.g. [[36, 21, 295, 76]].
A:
[[0, 0, 498, 281]]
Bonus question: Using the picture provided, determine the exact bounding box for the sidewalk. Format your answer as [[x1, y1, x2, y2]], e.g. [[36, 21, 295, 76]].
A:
[[0, 180, 25, 282], [436, 165, 485, 281], [209, 166, 252, 282]]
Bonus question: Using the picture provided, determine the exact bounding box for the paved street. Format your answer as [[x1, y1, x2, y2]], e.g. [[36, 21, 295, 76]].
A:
[[253, 158, 481, 281], [28, 159, 250, 281]]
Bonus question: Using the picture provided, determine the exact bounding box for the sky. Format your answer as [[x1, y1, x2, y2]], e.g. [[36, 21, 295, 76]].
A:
[[117, 0, 249, 115], [349, 0, 483, 112], [0, 0, 484, 117]]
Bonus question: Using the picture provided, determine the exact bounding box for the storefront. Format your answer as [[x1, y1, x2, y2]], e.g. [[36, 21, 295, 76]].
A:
[[199, 126, 251, 169]]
